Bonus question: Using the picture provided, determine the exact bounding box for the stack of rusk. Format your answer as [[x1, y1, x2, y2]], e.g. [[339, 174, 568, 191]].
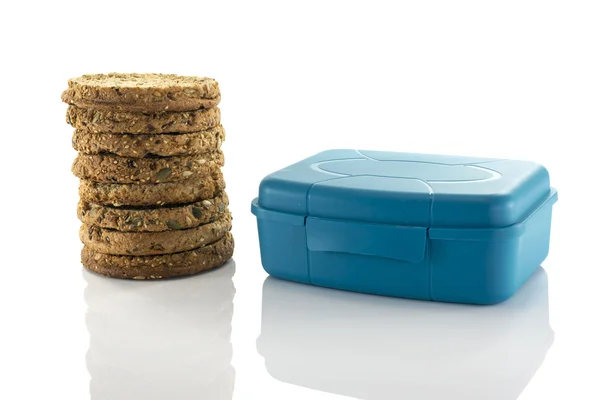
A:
[[62, 73, 233, 279]]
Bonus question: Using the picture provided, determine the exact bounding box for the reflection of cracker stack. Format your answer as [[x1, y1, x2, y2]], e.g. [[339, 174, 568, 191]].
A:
[[84, 261, 236, 399], [62, 73, 233, 279]]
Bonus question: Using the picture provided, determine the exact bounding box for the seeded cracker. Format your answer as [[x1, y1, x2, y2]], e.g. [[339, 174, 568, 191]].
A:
[[78, 193, 229, 232], [62, 73, 221, 112], [78, 174, 226, 207], [72, 125, 225, 157], [82, 233, 234, 279], [72, 151, 224, 184], [80, 213, 232, 256], [67, 105, 221, 134]]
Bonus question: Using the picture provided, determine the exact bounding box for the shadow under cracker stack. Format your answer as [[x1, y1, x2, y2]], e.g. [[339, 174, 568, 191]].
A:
[[63, 73, 234, 279]]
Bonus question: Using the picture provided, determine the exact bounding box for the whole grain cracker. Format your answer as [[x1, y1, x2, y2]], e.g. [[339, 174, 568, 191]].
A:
[[78, 193, 229, 232], [72, 125, 225, 157], [62, 73, 220, 112], [72, 151, 224, 184], [66, 105, 221, 134], [80, 213, 232, 256], [82, 232, 234, 279], [78, 174, 225, 207]]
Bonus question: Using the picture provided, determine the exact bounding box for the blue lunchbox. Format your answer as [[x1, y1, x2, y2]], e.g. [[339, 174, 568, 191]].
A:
[[251, 150, 557, 304]]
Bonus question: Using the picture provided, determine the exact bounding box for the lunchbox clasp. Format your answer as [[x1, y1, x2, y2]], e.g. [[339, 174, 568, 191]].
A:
[[306, 217, 428, 263]]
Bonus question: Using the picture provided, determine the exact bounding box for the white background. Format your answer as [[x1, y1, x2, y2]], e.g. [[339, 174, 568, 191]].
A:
[[1, 1, 599, 399]]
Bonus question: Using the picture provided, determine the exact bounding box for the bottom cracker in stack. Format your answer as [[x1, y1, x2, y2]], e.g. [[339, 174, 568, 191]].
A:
[[82, 232, 234, 279]]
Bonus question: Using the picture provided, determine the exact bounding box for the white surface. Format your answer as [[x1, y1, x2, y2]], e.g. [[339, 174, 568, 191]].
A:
[[1, 1, 599, 399]]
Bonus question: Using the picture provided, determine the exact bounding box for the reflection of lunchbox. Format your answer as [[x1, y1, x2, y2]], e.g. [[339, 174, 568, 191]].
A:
[[251, 150, 557, 304], [257, 268, 553, 400]]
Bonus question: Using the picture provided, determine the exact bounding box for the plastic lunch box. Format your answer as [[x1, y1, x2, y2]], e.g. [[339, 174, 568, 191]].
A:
[[257, 268, 553, 399], [251, 150, 557, 305]]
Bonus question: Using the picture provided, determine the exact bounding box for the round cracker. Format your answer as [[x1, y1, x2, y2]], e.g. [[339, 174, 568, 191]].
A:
[[80, 213, 232, 256], [62, 73, 220, 112], [78, 193, 229, 232], [72, 152, 223, 184], [72, 125, 225, 157], [82, 232, 234, 279], [78, 174, 225, 207], [66, 105, 221, 134]]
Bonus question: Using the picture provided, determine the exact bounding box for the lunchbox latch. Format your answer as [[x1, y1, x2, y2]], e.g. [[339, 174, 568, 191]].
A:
[[306, 217, 427, 263]]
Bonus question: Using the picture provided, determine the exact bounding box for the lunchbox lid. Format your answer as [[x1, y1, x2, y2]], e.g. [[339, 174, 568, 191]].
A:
[[257, 149, 554, 228]]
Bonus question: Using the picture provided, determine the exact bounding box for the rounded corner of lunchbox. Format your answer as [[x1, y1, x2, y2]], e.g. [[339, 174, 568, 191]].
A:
[[467, 184, 556, 230], [257, 174, 278, 200]]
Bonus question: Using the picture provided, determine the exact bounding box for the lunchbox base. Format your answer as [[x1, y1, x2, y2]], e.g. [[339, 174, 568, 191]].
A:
[[264, 266, 542, 306], [263, 264, 543, 306], [253, 192, 555, 305]]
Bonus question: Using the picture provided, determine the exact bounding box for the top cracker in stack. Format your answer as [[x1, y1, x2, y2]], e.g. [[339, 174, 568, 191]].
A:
[[62, 73, 234, 279]]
